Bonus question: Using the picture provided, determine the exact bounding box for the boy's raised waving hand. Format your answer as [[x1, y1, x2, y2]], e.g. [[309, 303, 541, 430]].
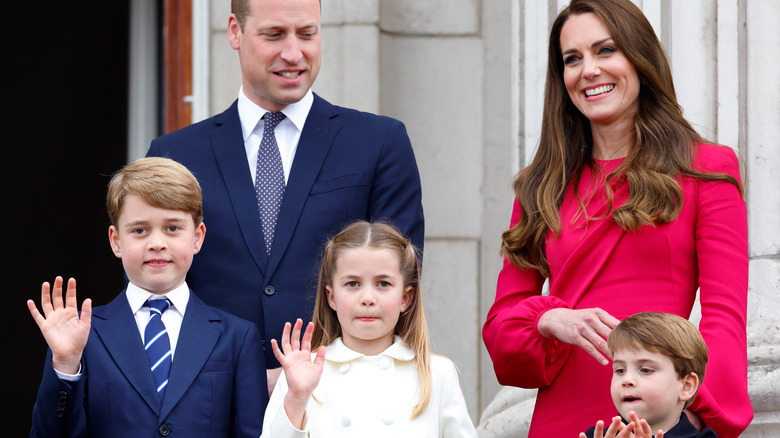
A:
[[27, 276, 92, 375]]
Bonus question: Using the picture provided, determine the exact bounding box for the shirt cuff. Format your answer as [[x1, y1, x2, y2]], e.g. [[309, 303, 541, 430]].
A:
[[54, 362, 83, 382]]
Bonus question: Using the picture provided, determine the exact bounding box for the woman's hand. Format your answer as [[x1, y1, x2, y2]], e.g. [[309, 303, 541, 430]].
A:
[[271, 319, 326, 430], [537, 307, 619, 365]]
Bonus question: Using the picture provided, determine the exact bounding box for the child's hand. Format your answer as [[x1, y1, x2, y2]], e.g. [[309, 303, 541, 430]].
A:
[[27, 277, 92, 375], [271, 319, 326, 429], [581, 412, 663, 438], [580, 416, 626, 438], [625, 411, 663, 438]]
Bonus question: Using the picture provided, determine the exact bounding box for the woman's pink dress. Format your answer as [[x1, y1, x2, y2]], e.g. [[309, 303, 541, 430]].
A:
[[483, 144, 752, 437]]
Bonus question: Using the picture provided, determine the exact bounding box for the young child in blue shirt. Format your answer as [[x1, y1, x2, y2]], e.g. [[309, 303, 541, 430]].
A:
[[581, 312, 717, 438]]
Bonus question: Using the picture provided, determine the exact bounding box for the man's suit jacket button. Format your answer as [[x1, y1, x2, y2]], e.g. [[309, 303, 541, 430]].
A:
[[158, 424, 171, 436], [264, 286, 276, 296]]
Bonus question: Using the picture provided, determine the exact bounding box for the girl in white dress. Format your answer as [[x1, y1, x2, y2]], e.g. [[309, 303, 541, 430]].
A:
[[261, 221, 477, 438]]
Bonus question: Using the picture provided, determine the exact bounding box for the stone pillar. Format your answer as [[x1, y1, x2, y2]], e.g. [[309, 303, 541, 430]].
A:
[[208, 2, 240, 114], [742, 0, 780, 435], [479, 0, 516, 418], [318, 0, 380, 114]]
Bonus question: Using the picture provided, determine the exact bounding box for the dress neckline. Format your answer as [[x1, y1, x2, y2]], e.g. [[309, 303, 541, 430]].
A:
[[593, 156, 626, 172]]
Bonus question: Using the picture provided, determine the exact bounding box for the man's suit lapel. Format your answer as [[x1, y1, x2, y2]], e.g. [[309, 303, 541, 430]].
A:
[[91, 293, 162, 414], [266, 94, 341, 278], [160, 293, 222, 419], [211, 101, 270, 274]]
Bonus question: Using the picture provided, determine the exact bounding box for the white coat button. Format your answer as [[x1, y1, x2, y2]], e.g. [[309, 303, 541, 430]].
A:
[[341, 416, 352, 427], [339, 363, 350, 373], [381, 415, 395, 425], [377, 357, 391, 370]]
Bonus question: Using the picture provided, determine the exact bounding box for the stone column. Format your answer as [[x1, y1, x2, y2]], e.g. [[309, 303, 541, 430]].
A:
[[318, 0, 380, 114], [742, 0, 780, 435]]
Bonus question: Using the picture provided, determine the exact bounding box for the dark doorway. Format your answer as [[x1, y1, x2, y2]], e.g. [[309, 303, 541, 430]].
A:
[[6, 2, 132, 434]]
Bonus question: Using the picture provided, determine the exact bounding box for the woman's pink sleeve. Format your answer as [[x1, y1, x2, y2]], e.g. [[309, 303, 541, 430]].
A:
[[482, 199, 573, 388], [689, 145, 753, 437]]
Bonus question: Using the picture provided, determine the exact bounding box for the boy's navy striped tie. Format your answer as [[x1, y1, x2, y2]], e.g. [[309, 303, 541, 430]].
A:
[[144, 299, 172, 401]]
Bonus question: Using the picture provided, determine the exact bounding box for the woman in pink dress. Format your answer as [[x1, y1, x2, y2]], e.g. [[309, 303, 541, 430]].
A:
[[482, 0, 752, 437]]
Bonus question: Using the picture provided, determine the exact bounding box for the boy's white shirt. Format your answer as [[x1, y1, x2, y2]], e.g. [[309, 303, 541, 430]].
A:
[[260, 336, 478, 438], [54, 282, 189, 381]]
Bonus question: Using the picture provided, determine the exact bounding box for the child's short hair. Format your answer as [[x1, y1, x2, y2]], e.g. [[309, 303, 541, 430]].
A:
[[310, 220, 432, 418], [609, 312, 708, 406], [106, 157, 203, 226]]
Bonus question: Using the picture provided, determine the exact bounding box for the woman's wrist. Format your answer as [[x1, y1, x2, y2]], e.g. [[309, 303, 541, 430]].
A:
[[536, 307, 560, 339]]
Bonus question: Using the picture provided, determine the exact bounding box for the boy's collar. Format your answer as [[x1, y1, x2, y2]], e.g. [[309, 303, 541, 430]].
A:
[[615, 413, 683, 437], [125, 281, 190, 315]]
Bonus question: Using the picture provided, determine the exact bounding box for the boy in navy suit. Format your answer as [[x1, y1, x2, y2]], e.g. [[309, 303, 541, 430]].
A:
[[28, 157, 268, 437]]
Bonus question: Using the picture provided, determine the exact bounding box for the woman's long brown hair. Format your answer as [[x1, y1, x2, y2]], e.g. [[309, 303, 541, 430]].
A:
[[502, 0, 742, 277]]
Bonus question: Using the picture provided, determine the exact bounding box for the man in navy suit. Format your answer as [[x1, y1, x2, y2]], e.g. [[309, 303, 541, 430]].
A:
[[147, 0, 424, 392], [28, 157, 266, 437]]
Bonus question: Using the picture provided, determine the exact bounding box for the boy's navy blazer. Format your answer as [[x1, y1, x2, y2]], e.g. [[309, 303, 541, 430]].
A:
[[30, 291, 267, 437], [146, 93, 425, 367]]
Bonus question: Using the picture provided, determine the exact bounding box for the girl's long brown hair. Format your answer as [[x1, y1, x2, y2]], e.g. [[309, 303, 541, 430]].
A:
[[502, 0, 742, 277], [311, 221, 432, 418]]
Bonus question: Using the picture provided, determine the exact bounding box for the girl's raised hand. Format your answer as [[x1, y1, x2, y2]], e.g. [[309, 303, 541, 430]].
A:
[[271, 319, 326, 429], [27, 277, 92, 375]]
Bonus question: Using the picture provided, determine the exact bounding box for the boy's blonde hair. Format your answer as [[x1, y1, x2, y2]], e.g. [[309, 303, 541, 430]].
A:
[[609, 312, 708, 407], [106, 157, 203, 226], [311, 221, 432, 418]]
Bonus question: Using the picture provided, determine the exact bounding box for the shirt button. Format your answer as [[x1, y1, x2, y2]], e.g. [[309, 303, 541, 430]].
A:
[[263, 286, 275, 296], [341, 416, 351, 427], [339, 363, 350, 373], [377, 357, 391, 370]]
